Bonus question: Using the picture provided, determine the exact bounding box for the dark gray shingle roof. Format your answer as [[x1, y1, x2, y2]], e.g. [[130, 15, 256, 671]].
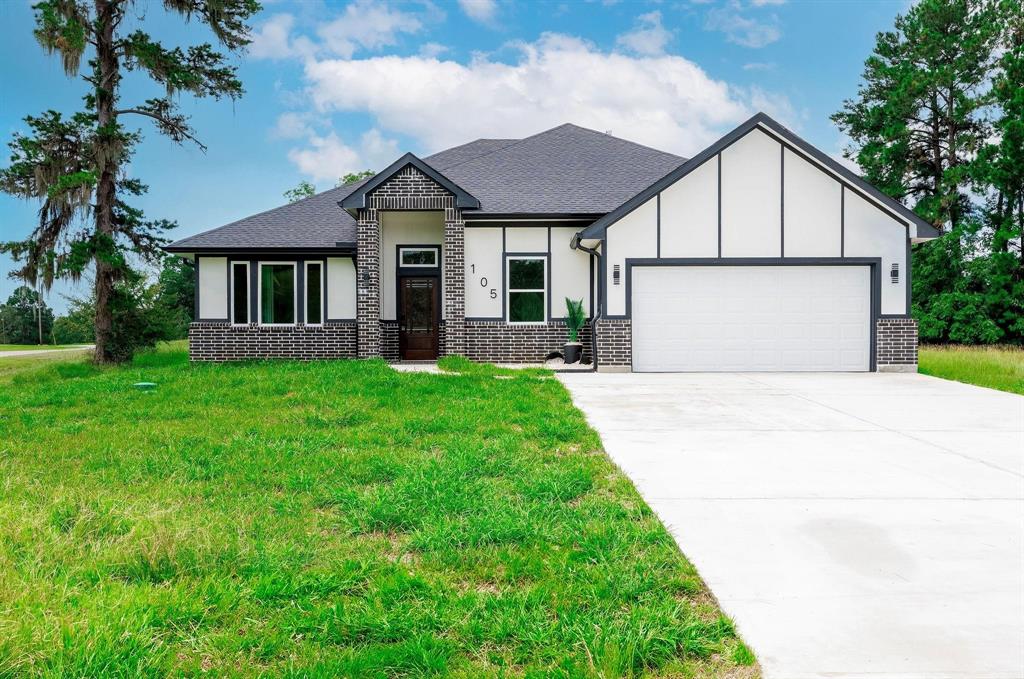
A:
[[166, 125, 685, 251]]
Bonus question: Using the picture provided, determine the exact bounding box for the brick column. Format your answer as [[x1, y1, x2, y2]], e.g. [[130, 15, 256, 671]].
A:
[[356, 207, 381, 358], [443, 207, 465, 356], [876, 317, 918, 372]]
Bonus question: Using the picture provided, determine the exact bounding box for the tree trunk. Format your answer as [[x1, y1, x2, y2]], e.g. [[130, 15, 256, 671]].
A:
[[93, 0, 120, 364]]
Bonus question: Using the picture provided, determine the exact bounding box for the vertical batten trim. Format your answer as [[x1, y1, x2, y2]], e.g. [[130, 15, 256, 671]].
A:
[[780, 145, 785, 257], [656, 193, 661, 259], [840, 185, 846, 258], [717, 153, 722, 258]]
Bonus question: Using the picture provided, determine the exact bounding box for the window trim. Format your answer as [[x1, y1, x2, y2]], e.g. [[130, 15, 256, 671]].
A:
[[506, 255, 547, 325], [257, 261, 298, 327], [304, 260, 324, 326], [230, 260, 250, 326], [399, 246, 439, 268]]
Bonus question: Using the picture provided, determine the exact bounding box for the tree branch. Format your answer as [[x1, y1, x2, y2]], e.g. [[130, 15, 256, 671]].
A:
[[114, 107, 207, 152]]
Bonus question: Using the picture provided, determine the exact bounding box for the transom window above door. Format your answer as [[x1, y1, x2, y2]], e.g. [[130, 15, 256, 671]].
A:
[[399, 247, 439, 267]]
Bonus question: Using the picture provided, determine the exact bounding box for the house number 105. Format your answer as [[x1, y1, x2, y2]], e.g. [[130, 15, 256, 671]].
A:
[[470, 264, 497, 298]]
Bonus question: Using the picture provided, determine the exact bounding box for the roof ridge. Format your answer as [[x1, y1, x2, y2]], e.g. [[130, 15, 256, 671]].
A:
[[555, 122, 686, 161]]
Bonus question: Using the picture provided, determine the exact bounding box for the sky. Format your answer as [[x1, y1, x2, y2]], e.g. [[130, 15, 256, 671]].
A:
[[0, 0, 913, 313]]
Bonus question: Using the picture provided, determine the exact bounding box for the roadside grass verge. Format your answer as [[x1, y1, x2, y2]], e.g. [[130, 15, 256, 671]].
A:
[[0, 342, 756, 677], [919, 345, 1024, 395]]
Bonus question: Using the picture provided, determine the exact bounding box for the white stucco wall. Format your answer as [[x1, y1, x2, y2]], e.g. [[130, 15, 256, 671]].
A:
[[198, 256, 227, 320], [505, 227, 548, 253], [721, 128, 782, 257], [594, 124, 910, 317], [660, 156, 718, 258], [464, 227, 503, 318], [783, 148, 842, 257], [844, 191, 907, 315], [606, 197, 658, 316], [550, 226, 591, 317], [326, 257, 356, 320], [380, 211, 444, 320]]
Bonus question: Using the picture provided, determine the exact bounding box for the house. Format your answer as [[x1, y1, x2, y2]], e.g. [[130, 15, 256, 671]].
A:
[[165, 113, 939, 372]]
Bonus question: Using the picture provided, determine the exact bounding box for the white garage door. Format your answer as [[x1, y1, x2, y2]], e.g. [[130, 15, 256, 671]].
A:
[[631, 266, 871, 372]]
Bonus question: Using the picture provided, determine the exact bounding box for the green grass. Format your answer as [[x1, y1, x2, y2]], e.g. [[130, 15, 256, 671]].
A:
[[0, 344, 90, 352], [919, 345, 1024, 395], [0, 342, 756, 678]]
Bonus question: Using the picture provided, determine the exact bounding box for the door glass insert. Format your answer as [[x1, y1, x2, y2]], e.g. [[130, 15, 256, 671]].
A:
[[404, 280, 434, 333]]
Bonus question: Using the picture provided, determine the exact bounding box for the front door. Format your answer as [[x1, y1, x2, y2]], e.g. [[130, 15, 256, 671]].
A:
[[399, 277, 439, 360]]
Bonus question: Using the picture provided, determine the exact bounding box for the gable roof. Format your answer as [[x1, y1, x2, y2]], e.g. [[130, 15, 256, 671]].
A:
[[165, 124, 686, 252], [339, 152, 481, 210], [578, 112, 940, 241]]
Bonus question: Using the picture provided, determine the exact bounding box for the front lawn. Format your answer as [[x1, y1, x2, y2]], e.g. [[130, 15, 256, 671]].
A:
[[0, 343, 755, 677], [919, 345, 1024, 395]]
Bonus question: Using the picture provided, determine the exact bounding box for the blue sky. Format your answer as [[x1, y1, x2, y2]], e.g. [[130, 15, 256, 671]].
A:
[[0, 0, 910, 313]]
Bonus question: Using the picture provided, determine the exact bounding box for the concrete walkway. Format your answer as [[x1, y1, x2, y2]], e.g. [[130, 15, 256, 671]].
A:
[[0, 345, 93, 358], [558, 371, 1024, 679]]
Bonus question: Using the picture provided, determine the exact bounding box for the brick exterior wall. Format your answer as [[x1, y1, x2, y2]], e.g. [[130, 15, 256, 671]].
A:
[[357, 164, 463, 360], [443, 207, 466, 356], [367, 165, 453, 210], [188, 322, 357, 361], [594, 318, 632, 368], [876, 317, 918, 368], [464, 321, 592, 363], [356, 207, 381, 358]]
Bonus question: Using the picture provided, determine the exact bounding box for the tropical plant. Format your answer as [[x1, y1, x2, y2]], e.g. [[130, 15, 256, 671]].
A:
[[565, 298, 586, 343]]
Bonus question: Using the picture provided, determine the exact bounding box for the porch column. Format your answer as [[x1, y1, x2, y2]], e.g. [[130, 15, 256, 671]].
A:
[[356, 207, 381, 358], [443, 206, 465, 356]]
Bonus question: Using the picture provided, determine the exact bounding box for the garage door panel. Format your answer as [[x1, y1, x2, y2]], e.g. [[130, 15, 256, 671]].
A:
[[632, 265, 871, 372]]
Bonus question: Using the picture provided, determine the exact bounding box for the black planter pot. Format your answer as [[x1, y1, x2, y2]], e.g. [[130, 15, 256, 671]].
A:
[[563, 342, 582, 364]]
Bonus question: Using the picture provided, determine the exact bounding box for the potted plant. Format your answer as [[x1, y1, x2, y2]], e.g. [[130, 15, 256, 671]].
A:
[[563, 297, 586, 364]]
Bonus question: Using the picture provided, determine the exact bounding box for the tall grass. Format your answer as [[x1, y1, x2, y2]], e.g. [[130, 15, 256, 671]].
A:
[[919, 345, 1024, 395]]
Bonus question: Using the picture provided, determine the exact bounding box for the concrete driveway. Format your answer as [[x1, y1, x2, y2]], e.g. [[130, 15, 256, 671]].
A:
[[558, 372, 1024, 679]]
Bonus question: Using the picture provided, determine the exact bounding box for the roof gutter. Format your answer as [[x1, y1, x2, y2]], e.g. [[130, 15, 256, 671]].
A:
[[570, 231, 601, 258]]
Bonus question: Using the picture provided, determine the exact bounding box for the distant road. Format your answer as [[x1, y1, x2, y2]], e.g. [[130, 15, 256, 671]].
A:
[[0, 345, 94, 359]]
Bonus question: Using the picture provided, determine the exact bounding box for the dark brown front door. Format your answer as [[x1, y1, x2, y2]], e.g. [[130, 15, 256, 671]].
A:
[[399, 277, 439, 360]]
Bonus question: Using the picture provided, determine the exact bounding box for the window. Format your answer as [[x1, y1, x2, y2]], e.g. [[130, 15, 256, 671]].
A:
[[231, 261, 249, 324], [259, 262, 296, 324], [305, 261, 323, 325], [507, 257, 546, 323], [399, 247, 438, 267]]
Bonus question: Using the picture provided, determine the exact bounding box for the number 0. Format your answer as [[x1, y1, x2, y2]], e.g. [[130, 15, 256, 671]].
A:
[[480, 277, 488, 287]]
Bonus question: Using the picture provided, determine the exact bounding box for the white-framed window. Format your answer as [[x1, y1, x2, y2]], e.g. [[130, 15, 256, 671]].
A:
[[305, 260, 323, 325], [399, 247, 439, 268], [230, 261, 249, 325], [506, 256, 547, 324], [258, 261, 297, 325]]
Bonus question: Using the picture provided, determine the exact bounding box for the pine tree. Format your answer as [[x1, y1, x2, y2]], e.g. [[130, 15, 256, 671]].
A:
[[0, 0, 259, 363]]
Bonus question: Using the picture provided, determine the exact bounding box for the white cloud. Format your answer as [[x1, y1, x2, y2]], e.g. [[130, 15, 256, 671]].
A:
[[705, 5, 781, 48], [288, 129, 400, 182], [616, 11, 673, 56], [419, 42, 449, 58], [272, 112, 314, 139], [742, 61, 776, 71], [248, 14, 297, 59], [301, 32, 790, 156], [458, 0, 498, 24], [750, 0, 786, 5], [317, 0, 427, 59]]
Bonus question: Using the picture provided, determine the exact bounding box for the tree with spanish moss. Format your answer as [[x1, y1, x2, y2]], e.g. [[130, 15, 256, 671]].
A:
[[0, 0, 260, 362]]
